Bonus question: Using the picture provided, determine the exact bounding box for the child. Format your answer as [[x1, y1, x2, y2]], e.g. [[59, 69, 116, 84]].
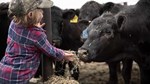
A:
[[0, 0, 74, 83]]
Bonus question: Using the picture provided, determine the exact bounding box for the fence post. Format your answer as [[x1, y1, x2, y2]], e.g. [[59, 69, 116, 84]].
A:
[[42, 7, 53, 81]]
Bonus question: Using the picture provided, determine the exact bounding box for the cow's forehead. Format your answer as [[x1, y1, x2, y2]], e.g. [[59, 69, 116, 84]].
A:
[[91, 16, 115, 27], [95, 13, 115, 21]]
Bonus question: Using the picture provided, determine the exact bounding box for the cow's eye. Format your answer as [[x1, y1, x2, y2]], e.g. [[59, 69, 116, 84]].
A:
[[105, 31, 111, 35]]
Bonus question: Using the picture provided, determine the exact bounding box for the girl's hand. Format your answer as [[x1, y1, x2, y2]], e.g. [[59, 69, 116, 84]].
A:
[[63, 52, 75, 61], [34, 22, 45, 28]]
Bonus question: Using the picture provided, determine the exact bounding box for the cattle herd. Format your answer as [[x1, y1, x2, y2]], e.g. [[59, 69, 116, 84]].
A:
[[0, 0, 150, 84]]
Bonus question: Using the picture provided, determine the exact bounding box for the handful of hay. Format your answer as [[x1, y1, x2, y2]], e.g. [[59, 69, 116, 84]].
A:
[[64, 50, 81, 68]]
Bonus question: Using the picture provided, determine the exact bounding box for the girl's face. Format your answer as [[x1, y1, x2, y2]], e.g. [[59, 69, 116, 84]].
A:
[[28, 9, 44, 24], [35, 9, 43, 23]]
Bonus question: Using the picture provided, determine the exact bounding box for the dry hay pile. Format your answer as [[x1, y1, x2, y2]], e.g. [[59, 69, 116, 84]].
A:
[[44, 75, 79, 84]]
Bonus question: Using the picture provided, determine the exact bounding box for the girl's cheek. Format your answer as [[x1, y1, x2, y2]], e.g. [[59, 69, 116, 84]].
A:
[[41, 14, 43, 19], [39, 14, 43, 22], [41, 13, 43, 18], [40, 14, 43, 20], [38, 12, 43, 19]]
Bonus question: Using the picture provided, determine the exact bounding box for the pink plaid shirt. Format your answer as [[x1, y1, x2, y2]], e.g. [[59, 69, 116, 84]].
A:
[[0, 21, 64, 84]]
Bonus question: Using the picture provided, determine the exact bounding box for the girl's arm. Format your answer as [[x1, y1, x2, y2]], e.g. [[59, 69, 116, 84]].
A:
[[35, 31, 64, 61], [34, 23, 74, 61]]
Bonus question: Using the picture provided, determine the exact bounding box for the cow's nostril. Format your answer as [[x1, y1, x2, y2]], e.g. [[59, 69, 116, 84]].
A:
[[77, 48, 90, 62], [78, 49, 88, 56], [83, 51, 88, 55]]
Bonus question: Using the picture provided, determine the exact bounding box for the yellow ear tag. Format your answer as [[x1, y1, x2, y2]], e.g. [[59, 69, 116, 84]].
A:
[[70, 15, 78, 23]]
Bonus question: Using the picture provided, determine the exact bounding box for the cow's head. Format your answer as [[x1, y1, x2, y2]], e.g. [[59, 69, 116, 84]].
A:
[[78, 1, 102, 22], [79, 2, 125, 42], [51, 6, 63, 47], [78, 13, 126, 62]]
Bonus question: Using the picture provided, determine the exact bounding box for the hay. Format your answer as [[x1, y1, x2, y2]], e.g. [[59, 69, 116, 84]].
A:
[[64, 50, 81, 68], [44, 75, 79, 84]]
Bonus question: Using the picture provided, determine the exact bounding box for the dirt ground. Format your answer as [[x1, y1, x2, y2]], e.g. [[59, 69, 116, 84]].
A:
[[30, 61, 140, 84], [78, 62, 140, 84]]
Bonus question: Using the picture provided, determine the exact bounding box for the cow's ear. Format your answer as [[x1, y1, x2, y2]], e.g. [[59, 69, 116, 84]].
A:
[[63, 9, 75, 19], [75, 9, 80, 16], [117, 15, 126, 29]]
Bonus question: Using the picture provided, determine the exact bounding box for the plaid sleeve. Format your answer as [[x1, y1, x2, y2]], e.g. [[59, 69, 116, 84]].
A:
[[35, 31, 64, 61]]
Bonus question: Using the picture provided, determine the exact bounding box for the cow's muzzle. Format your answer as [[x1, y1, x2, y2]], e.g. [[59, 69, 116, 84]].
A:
[[77, 48, 90, 62]]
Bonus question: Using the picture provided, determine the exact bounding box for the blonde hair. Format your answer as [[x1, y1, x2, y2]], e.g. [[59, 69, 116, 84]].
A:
[[13, 9, 43, 27]]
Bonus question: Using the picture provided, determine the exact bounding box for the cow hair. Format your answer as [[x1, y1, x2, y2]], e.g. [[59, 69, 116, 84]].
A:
[[51, 6, 63, 21], [0, 2, 9, 16]]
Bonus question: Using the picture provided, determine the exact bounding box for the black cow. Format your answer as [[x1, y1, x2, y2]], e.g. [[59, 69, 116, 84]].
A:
[[78, 1, 121, 31], [54, 9, 83, 80], [79, 3, 132, 84], [79, 1, 112, 42], [78, 0, 150, 83], [80, 2, 125, 41], [79, 1, 125, 42], [0, 2, 11, 60], [51, 6, 63, 47], [78, 12, 133, 84], [78, 1, 103, 22], [61, 9, 83, 50]]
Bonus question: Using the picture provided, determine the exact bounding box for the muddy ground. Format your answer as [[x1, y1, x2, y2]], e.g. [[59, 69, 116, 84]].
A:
[[30, 61, 140, 84]]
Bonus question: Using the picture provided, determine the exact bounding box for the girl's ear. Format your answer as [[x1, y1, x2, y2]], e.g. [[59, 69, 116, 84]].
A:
[[27, 12, 33, 18]]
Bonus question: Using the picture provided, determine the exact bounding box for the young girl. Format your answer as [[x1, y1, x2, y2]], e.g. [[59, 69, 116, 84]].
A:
[[0, 0, 74, 83]]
